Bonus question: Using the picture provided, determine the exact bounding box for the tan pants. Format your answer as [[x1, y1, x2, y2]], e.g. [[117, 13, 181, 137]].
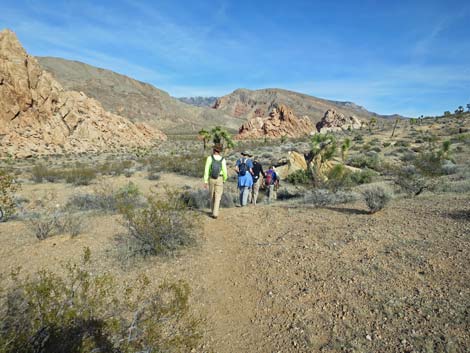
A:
[[209, 177, 224, 217], [251, 181, 261, 205]]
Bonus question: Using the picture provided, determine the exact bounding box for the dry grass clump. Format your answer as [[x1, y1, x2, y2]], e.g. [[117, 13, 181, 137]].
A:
[[0, 249, 201, 353]]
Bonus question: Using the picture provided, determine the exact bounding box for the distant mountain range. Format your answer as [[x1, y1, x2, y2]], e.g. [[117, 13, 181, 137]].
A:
[[37, 57, 404, 134], [213, 88, 405, 123], [177, 96, 218, 107]]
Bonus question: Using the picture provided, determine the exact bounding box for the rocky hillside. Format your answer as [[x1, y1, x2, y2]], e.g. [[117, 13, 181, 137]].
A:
[[0, 29, 166, 158], [37, 57, 242, 133], [214, 88, 403, 124]]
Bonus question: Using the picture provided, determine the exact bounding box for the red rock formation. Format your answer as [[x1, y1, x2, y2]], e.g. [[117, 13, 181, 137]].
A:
[[0, 29, 166, 158], [235, 104, 315, 140]]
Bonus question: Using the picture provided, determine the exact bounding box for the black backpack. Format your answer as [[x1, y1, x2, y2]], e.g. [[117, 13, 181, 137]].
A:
[[210, 155, 224, 179], [238, 158, 248, 176]]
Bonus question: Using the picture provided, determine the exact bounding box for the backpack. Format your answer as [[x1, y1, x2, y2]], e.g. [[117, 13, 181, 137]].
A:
[[238, 158, 248, 176], [265, 169, 274, 186], [210, 155, 224, 179]]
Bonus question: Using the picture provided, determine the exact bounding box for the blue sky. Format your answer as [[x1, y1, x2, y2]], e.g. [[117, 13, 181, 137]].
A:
[[1, 0, 469, 116]]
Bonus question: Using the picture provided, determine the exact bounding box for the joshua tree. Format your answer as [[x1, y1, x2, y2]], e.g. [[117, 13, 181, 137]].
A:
[[341, 138, 351, 162], [307, 133, 337, 183], [210, 126, 235, 149], [198, 126, 235, 150], [466, 103, 470, 112], [368, 117, 377, 133], [455, 106, 464, 114], [390, 118, 399, 138], [444, 111, 451, 116], [197, 129, 211, 150]]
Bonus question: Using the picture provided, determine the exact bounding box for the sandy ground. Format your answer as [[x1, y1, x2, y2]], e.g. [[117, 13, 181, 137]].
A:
[[1, 173, 469, 352]]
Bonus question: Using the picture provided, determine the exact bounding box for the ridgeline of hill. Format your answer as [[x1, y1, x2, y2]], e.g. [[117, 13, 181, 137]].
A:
[[37, 57, 243, 134]]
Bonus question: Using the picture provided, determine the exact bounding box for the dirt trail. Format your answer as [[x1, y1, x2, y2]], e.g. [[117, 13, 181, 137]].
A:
[[194, 207, 264, 352]]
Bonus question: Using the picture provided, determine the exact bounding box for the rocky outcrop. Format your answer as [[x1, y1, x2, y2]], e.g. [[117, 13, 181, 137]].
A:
[[235, 104, 315, 140], [0, 29, 166, 158], [316, 109, 362, 133]]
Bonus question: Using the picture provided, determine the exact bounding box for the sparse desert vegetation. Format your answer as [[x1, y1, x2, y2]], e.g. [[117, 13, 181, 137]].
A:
[[1, 112, 469, 352]]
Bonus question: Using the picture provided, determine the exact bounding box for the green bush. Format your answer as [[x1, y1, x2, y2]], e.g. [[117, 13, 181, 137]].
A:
[[347, 168, 377, 185], [118, 191, 198, 259], [286, 169, 312, 185], [0, 249, 201, 353]]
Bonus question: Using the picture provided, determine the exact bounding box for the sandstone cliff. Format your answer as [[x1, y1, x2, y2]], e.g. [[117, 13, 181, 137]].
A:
[[236, 104, 315, 140], [0, 29, 166, 158]]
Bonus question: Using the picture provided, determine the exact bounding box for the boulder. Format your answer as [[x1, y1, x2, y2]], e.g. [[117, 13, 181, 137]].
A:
[[275, 151, 308, 179], [0, 29, 166, 158]]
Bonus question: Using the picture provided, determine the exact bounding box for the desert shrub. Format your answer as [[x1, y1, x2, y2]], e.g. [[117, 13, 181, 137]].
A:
[[347, 168, 377, 185], [54, 210, 87, 237], [66, 182, 143, 213], [30, 164, 62, 183], [362, 185, 392, 213], [146, 154, 205, 178], [28, 212, 58, 240], [0, 249, 201, 353], [347, 153, 381, 170], [394, 165, 427, 196], [302, 189, 359, 207], [97, 160, 133, 176], [147, 171, 161, 180], [64, 165, 97, 186], [326, 164, 351, 191], [441, 160, 457, 175], [182, 189, 237, 209], [276, 188, 302, 200], [286, 169, 312, 185], [0, 170, 20, 221], [118, 191, 198, 259]]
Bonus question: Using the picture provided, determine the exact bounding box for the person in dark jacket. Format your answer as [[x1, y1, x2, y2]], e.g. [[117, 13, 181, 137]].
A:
[[250, 156, 265, 205]]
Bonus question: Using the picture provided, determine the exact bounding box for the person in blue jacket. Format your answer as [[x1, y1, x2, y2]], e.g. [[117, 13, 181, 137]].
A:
[[235, 151, 254, 207]]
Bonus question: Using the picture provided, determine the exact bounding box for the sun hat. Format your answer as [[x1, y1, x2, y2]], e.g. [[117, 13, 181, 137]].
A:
[[241, 151, 252, 157]]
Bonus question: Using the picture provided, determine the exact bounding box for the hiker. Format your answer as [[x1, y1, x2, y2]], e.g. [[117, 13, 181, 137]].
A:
[[250, 156, 265, 205], [264, 165, 279, 204], [235, 151, 254, 207], [204, 143, 228, 219]]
